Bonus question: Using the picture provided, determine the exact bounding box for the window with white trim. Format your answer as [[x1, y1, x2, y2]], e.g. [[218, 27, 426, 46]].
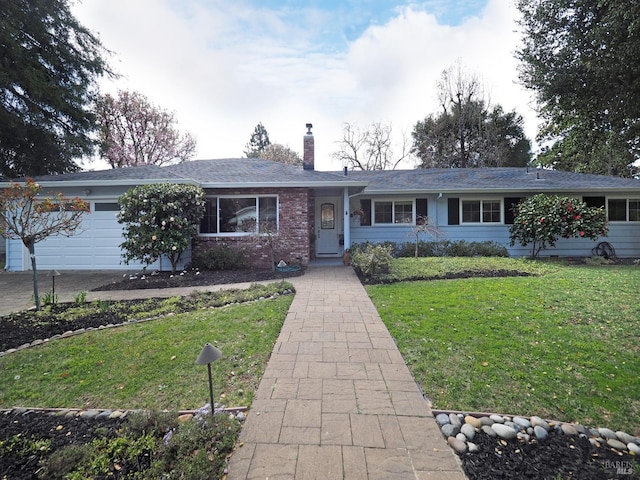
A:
[[200, 196, 278, 234], [461, 200, 501, 223], [608, 198, 640, 222], [373, 200, 413, 224]]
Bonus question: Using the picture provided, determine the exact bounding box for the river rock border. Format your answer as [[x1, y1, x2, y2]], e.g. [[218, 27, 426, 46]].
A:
[[435, 409, 640, 457]]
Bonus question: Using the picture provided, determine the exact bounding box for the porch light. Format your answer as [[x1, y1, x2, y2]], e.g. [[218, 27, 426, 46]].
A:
[[195, 343, 222, 415]]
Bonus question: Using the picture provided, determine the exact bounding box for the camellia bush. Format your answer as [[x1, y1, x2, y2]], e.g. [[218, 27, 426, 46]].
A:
[[509, 194, 608, 258], [118, 184, 205, 273]]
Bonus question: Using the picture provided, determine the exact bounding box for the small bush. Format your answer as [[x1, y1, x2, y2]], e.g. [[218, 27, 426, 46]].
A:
[[74, 291, 88, 304], [351, 244, 394, 282], [395, 240, 508, 258], [39, 291, 59, 306], [191, 244, 247, 271], [471, 241, 509, 257]]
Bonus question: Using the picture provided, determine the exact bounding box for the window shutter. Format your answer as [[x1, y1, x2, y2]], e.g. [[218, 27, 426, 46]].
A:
[[448, 198, 459, 225], [504, 197, 524, 225], [361, 199, 372, 226], [416, 198, 428, 221]]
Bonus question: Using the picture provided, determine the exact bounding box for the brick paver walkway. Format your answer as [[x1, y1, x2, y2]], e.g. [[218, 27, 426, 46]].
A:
[[227, 266, 466, 479]]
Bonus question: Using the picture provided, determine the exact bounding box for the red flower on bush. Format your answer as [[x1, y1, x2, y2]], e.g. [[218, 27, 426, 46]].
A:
[[579, 231, 585, 237]]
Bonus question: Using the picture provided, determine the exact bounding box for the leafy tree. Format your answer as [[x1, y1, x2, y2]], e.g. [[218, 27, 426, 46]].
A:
[[509, 194, 608, 258], [95, 90, 197, 168], [516, 0, 640, 177], [244, 123, 271, 158], [259, 144, 302, 166], [0, 179, 89, 310], [0, 0, 111, 178], [332, 122, 412, 170], [412, 63, 531, 168], [117, 184, 205, 273]]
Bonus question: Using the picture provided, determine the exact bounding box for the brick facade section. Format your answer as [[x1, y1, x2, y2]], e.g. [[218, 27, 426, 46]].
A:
[[193, 187, 314, 269]]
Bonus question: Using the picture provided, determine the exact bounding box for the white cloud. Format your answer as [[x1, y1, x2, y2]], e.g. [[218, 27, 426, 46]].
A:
[[73, 0, 539, 171]]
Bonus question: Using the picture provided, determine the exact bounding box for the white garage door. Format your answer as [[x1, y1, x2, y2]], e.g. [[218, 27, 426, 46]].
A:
[[35, 202, 129, 270]]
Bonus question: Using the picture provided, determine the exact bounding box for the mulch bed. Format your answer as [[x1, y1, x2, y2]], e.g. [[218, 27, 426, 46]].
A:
[[461, 429, 639, 479], [0, 410, 126, 480], [92, 267, 304, 291]]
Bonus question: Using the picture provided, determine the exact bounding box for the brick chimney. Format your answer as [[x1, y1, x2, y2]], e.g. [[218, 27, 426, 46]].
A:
[[303, 123, 314, 170]]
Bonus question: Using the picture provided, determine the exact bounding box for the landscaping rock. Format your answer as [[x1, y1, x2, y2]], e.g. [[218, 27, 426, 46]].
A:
[[513, 416, 531, 429], [492, 423, 517, 440], [530, 415, 550, 431], [598, 427, 617, 440], [607, 438, 628, 451], [461, 423, 476, 441], [479, 416, 494, 426], [534, 425, 549, 440], [490, 414, 505, 424], [481, 425, 497, 438], [561, 423, 578, 436], [436, 413, 450, 426], [449, 413, 462, 427], [628, 442, 640, 455], [448, 436, 468, 454], [442, 424, 460, 438], [616, 431, 635, 444], [465, 415, 482, 429]]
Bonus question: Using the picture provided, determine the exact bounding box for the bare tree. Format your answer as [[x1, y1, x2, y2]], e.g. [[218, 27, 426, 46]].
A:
[[95, 90, 197, 168], [332, 122, 412, 170], [260, 144, 302, 166]]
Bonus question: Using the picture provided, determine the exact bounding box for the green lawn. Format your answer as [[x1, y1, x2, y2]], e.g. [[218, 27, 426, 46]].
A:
[[367, 258, 640, 435], [0, 296, 292, 410]]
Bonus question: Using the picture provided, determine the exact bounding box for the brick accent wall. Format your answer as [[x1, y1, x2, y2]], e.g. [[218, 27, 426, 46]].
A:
[[193, 188, 311, 269]]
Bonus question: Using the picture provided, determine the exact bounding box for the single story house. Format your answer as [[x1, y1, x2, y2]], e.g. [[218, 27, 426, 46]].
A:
[[3, 125, 640, 271]]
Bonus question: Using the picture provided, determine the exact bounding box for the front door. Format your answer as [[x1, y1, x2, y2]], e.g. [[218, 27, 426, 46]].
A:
[[315, 197, 342, 257]]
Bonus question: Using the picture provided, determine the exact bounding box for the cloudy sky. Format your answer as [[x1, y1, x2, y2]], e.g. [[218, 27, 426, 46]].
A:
[[72, 0, 539, 171]]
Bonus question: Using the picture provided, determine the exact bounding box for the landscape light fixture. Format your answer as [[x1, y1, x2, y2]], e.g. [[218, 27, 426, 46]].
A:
[[48, 270, 61, 305], [195, 343, 222, 415]]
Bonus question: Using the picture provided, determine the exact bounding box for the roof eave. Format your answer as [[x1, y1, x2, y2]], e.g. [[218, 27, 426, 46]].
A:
[[357, 186, 640, 195], [199, 180, 369, 188]]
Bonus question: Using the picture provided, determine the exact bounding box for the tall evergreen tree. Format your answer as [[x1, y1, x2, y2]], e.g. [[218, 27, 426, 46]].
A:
[[516, 0, 640, 176], [0, 0, 111, 178], [244, 122, 271, 158]]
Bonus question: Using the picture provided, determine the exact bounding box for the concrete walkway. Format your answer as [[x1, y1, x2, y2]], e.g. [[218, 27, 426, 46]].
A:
[[227, 266, 465, 480]]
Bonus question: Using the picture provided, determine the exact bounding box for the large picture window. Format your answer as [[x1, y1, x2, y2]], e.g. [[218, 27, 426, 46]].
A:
[[373, 200, 413, 224], [200, 196, 278, 234], [461, 200, 501, 224]]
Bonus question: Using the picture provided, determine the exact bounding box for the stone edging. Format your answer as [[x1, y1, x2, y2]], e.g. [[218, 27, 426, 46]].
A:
[[0, 290, 294, 358], [1, 405, 248, 422], [433, 409, 640, 457]]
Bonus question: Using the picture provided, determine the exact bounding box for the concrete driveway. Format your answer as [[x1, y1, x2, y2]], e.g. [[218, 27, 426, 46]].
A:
[[0, 270, 126, 316]]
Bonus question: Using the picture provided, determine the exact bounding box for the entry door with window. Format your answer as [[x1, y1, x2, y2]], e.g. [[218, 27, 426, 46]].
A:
[[315, 197, 342, 257]]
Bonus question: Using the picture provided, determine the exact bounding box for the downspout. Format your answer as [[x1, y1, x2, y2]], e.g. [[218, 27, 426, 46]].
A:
[[343, 187, 350, 251]]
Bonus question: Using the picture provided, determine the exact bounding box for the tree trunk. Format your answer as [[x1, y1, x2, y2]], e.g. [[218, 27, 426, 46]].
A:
[[27, 241, 40, 311]]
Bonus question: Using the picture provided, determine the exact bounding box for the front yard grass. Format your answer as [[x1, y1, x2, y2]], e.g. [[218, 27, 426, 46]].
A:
[[367, 258, 640, 435], [0, 295, 293, 410]]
